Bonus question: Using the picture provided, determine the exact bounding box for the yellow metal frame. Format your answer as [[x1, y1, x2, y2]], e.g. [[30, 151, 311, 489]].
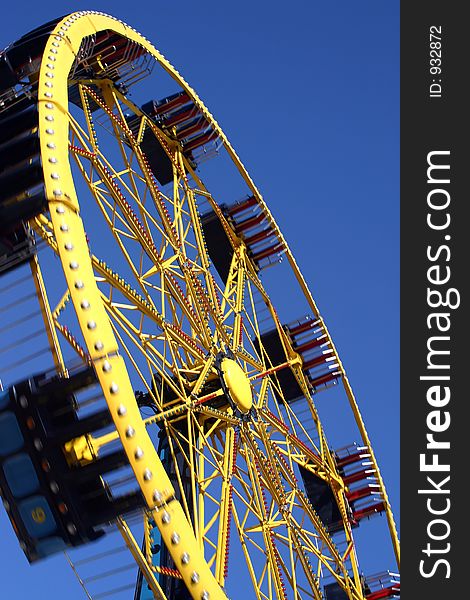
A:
[[26, 9, 399, 599]]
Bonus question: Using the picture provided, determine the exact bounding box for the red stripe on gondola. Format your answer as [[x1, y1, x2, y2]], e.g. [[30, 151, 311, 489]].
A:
[[235, 212, 266, 232], [183, 130, 218, 153], [346, 485, 379, 503], [288, 320, 319, 337], [177, 119, 208, 141], [163, 105, 198, 128], [353, 501, 386, 521], [243, 228, 276, 246], [343, 468, 375, 485], [308, 371, 340, 388], [228, 195, 258, 215], [336, 450, 370, 469], [152, 92, 191, 116], [303, 353, 333, 371], [366, 584, 400, 600], [251, 243, 284, 262], [295, 335, 328, 354]]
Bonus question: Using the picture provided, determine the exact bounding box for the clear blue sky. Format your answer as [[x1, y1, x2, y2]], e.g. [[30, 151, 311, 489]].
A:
[[0, 1, 399, 597]]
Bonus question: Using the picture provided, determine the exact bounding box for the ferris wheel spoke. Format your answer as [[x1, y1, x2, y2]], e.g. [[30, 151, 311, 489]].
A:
[[244, 423, 349, 578], [70, 97, 216, 344]]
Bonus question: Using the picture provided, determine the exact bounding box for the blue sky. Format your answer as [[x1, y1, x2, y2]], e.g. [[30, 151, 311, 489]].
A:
[[0, 1, 399, 597]]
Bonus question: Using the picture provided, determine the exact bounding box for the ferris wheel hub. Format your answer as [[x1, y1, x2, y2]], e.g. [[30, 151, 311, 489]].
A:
[[219, 358, 253, 414]]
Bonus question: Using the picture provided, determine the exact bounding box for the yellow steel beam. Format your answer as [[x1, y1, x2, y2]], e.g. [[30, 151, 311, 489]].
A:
[[29, 254, 66, 375], [244, 426, 347, 584], [116, 517, 167, 600], [214, 426, 235, 585], [248, 446, 288, 600]]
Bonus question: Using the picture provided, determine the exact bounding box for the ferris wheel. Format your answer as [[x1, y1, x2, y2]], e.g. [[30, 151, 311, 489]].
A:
[[0, 12, 399, 600]]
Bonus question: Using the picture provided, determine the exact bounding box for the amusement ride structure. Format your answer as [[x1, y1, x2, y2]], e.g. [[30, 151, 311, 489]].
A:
[[0, 12, 399, 600]]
